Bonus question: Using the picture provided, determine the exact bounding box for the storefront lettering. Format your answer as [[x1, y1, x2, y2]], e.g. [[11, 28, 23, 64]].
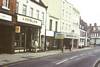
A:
[[0, 13, 12, 21], [17, 15, 41, 26], [23, 17, 38, 24]]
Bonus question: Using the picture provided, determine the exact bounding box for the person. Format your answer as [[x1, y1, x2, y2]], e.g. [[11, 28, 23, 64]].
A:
[[46, 41, 49, 50], [69, 42, 72, 51], [34, 40, 38, 52]]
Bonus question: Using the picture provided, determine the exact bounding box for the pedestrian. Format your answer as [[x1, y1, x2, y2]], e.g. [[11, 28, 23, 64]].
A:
[[34, 40, 38, 52], [69, 42, 72, 51]]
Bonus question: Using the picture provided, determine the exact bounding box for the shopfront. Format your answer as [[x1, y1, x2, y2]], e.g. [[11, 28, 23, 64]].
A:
[[46, 31, 55, 50], [0, 13, 14, 53], [14, 14, 41, 53], [64, 33, 79, 49]]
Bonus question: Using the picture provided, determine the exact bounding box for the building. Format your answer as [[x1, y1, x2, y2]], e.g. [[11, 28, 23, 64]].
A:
[[42, 0, 61, 50], [0, 0, 16, 53], [61, 0, 80, 49], [15, 0, 47, 52], [43, 0, 80, 49], [79, 19, 88, 48], [88, 23, 100, 46], [0, 0, 47, 53]]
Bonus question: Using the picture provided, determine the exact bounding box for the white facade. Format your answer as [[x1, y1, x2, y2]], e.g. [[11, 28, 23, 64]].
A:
[[61, 0, 80, 39], [16, 0, 47, 34], [16, 0, 47, 50], [42, 0, 60, 37]]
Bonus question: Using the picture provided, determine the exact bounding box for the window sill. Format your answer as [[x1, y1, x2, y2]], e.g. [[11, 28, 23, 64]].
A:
[[2, 6, 10, 10]]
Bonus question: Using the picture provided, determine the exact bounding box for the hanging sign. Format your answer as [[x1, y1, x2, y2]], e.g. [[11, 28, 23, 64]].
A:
[[15, 26, 21, 33]]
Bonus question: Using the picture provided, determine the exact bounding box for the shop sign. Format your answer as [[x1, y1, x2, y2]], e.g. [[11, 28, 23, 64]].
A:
[[0, 13, 12, 21], [17, 15, 41, 26], [15, 26, 21, 33], [55, 32, 64, 39]]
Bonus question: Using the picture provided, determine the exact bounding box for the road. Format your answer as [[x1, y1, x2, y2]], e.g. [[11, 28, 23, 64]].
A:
[[3, 46, 100, 67]]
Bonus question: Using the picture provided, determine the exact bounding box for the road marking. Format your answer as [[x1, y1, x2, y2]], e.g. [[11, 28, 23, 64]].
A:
[[56, 58, 69, 65], [55, 52, 96, 65], [69, 56, 78, 60], [56, 56, 78, 65]]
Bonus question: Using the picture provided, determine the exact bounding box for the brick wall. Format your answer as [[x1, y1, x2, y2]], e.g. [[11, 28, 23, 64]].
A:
[[0, 0, 3, 10], [9, 0, 16, 15], [0, 0, 16, 15]]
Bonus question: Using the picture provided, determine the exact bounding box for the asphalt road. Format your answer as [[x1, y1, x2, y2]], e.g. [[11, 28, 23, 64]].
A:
[[3, 46, 100, 67]]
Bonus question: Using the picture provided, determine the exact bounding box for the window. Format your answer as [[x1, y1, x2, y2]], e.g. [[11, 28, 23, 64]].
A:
[[62, 9, 64, 17], [36, 10, 39, 19], [55, 21, 58, 32], [49, 19, 52, 31], [30, 7, 33, 17], [42, 12, 44, 25], [22, 4, 27, 15], [16, 2, 19, 13], [2, 0, 9, 9]]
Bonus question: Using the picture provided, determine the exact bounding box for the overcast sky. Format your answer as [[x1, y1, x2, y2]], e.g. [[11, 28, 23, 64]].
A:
[[68, 0, 100, 26]]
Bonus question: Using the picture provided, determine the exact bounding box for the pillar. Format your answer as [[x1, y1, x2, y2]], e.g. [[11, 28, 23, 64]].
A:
[[71, 39, 74, 49]]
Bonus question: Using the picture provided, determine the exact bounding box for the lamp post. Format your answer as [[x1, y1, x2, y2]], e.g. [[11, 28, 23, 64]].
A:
[[44, 7, 47, 51]]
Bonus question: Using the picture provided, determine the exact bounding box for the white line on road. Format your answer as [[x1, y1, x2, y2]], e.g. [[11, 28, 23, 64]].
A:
[[56, 58, 69, 65], [56, 56, 78, 65], [69, 56, 78, 60], [55, 52, 96, 65]]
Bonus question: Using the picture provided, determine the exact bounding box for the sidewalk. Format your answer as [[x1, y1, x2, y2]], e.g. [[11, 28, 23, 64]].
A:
[[0, 47, 92, 65]]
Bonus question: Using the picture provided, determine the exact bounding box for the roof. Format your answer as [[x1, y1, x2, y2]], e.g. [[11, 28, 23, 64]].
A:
[[31, 0, 48, 8]]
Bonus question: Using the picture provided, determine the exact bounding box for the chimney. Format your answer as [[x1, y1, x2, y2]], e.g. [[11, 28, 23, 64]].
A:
[[90, 24, 92, 27], [94, 23, 97, 26]]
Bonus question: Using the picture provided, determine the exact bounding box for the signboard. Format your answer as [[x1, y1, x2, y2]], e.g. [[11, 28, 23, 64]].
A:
[[0, 13, 12, 21], [15, 26, 21, 33], [55, 33, 64, 39], [17, 15, 41, 26]]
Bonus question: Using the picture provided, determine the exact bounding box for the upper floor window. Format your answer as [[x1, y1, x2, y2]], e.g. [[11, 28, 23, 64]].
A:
[[30, 7, 33, 17], [16, 2, 19, 13], [2, 0, 9, 9], [22, 4, 27, 15], [36, 10, 39, 19], [49, 19, 52, 31], [42, 12, 44, 25], [35, 0, 40, 2], [55, 21, 58, 32]]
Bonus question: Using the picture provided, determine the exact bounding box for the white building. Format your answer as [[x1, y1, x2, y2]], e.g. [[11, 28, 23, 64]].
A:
[[42, 0, 61, 50], [42, 0, 80, 49], [15, 0, 47, 52], [60, 0, 80, 49]]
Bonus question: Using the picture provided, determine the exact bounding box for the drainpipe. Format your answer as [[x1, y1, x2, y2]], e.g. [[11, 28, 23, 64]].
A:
[[44, 7, 47, 51]]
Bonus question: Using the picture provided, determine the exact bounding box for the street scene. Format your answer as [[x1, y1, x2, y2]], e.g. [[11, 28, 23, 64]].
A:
[[1, 47, 100, 67], [0, 0, 100, 67]]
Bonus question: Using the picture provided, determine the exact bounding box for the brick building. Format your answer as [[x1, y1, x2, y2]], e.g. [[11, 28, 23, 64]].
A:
[[0, 0, 16, 53], [79, 19, 89, 48], [88, 23, 100, 46], [0, 0, 47, 53]]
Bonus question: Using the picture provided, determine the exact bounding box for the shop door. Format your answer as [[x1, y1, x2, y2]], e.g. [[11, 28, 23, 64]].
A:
[[21, 33, 26, 51]]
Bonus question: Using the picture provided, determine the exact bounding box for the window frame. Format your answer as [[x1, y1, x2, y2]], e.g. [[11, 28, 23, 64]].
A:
[[2, 0, 10, 10], [22, 4, 27, 15]]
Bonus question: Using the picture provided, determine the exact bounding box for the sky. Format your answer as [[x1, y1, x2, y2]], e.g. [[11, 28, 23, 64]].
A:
[[67, 0, 100, 26]]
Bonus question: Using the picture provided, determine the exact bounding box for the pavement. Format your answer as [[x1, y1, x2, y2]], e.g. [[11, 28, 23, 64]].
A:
[[0, 47, 92, 65]]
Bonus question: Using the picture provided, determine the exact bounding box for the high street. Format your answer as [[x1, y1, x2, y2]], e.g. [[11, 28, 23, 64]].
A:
[[2, 46, 100, 67]]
